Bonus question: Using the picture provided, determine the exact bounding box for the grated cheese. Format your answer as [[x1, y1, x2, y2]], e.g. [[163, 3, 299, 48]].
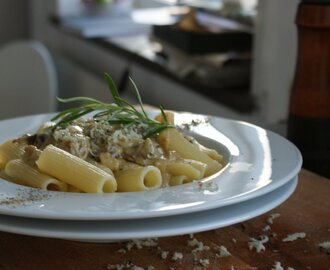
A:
[[217, 245, 231, 257], [263, 225, 271, 232], [187, 238, 210, 253], [171, 252, 183, 261], [107, 261, 154, 270], [271, 261, 284, 270], [199, 258, 210, 266], [271, 261, 295, 270], [126, 238, 158, 251], [248, 235, 269, 253], [52, 118, 164, 164], [282, 232, 306, 242], [318, 241, 330, 254], [160, 251, 169, 260], [267, 213, 281, 224]]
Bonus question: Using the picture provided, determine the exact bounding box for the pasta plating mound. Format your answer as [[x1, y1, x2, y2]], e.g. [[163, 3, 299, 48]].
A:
[[0, 74, 225, 193], [0, 113, 225, 194]]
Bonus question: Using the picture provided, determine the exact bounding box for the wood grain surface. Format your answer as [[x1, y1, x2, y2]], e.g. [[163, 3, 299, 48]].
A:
[[0, 169, 329, 270]]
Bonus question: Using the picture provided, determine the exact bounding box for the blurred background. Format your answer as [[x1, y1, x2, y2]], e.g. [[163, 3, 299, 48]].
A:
[[0, 0, 299, 133]]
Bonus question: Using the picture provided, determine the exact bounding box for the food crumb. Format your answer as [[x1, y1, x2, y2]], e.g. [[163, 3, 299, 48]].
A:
[[171, 252, 183, 261], [126, 238, 158, 251], [271, 261, 284, 270], [187, 237, 210, 253], [318, 241, 330, 254], [282, 232, 306, 242], [217, 245, 231, 257], [160, 251, 170, 260], [248, 235, 269, 253], [263, 225, 271, 232], [107, 261, 144, 270], [199, 258, 209, 266], [267, 213, 281, 224]]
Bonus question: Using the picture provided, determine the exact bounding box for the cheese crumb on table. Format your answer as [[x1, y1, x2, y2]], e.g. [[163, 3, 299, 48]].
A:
[[282, 232, 306, 242], [271, 261, 295, 270], [126, 238, 158, 251], [271, 261, 284, 270], [248, 235, 269, 253], [107, 261, 145, 270], [187, 237, 210, 253], [171, 252, 183, 261], [199, 258, 210, 266], [160, 250, 169, 260], [267, 213, 281, 224], [217, 245, 231, 257], [318, 241, 330, 254], [263, 225, 271, 232]]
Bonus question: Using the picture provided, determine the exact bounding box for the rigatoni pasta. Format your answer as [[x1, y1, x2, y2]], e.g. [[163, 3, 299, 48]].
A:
[[0, 139, 26, 169], [5, 159, 68, 191], [115, 165, 162, 192], [165, 162, 201, 180], [157, 128, 223, 177], [169, 175, 190, 186], [36, 145, 117, 193]]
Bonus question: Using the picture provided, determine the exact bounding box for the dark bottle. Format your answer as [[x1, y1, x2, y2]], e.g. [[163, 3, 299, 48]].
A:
[[287, 0, 330, 178]]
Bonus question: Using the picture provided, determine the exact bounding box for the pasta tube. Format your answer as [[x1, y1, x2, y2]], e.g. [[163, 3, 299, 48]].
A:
[[5, 159, 68, 191], [184, 159, 207, 179], [166, 162, 201, 180], [169, 175, 190, 186], [0, 139, 26, 169], [99, 152, 123, 172], [157, 128, 223, 176], [86, 157, 114, 176], [154, 111, 175, 125], [189, 139, 224, 162], [36, 145, 117, 193], [115, 165, 162, 192]]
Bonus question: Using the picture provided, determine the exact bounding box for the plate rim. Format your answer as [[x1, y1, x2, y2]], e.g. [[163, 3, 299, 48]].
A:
[[0, 176, 298, 241]]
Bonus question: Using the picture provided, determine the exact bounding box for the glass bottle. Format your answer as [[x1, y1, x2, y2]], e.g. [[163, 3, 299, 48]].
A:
[[287, 0, 330, 178]]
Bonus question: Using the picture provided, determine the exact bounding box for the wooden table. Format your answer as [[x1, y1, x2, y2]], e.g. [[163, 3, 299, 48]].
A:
[[0, 169, 329, 270]]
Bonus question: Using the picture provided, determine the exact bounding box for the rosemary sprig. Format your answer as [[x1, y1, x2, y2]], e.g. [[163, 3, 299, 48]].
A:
[[51, 73, 174, 138]]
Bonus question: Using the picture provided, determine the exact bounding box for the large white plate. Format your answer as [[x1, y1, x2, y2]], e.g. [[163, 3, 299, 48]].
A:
[[0, 113, 302, 220], [0, 176, 298, 242]]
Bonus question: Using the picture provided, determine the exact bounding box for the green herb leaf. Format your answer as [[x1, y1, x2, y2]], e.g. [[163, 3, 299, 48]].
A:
[[143, 124, 170, 139], [129, 76, 148, 118], [51, 73, 174, 137], [104, 73, 122, 106]]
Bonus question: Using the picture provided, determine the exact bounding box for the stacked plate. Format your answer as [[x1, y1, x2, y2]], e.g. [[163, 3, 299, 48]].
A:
[[0, 112, 302, 242]]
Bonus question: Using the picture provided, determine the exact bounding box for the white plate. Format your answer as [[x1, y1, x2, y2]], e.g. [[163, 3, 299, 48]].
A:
[[0, 113, 302, 220], [0, 176, 298, 242]]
